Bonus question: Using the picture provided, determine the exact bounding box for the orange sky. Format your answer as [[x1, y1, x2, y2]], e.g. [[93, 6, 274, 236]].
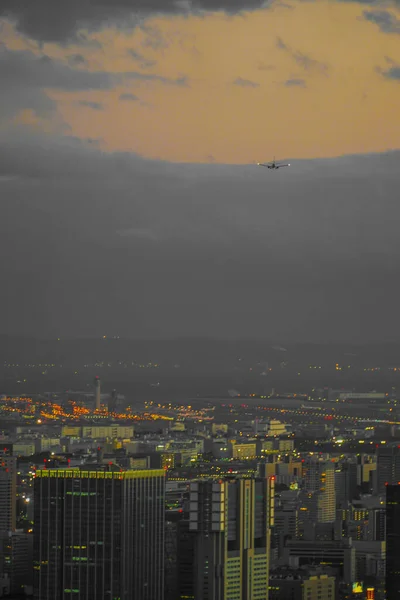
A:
[[3, 1, 400, 163]]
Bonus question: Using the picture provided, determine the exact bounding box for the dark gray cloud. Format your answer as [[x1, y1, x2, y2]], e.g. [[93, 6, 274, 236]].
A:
[[0, 47, 115, 90], [67, 54, 87, 67], [0, 85, 56, 121], [78, 100, 105, 110], [0, 47, 187, 89], [276, 37, 287, 50], [276, 37, 328, 74], [338, 0, 383, 4], [363, 10, 400, 34], [0, 46, 112, 121], [285, 78, 306, 86], [377, 63, 400, 80], [1, 128, 400, 342], [382, 66, 400, 79], [0, 46, 188, 120], [125, 71, 189, 86], [128, 48, 158, 68], [0, 0, 270, 43], [233, 77, 260, 88], [119, 93, 140, 101]]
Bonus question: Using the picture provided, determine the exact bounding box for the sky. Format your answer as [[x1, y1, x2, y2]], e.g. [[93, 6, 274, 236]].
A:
[[1, 0, 400, 342]]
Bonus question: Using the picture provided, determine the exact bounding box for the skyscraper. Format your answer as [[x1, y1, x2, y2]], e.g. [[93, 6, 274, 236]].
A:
[[0, 453, 17, 582], [33, 467, 165, 600], [303, 458, 335, 523], [0, 454, 17, 533], [376, 446, 400, 494], [177, 475, 274, 600], [386, 484, 400, 600]]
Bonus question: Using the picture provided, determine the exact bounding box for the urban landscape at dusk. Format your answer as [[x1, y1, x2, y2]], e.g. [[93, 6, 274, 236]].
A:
[[1, 0, 400, 598]]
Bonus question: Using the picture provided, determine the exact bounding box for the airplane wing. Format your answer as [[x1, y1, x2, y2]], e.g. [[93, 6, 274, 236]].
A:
[[257, 163, 271, 168], [276, 163, 290, 168]]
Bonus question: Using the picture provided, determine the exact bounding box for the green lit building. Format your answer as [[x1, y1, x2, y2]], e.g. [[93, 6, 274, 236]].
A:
[[33, 467, 165, 600]]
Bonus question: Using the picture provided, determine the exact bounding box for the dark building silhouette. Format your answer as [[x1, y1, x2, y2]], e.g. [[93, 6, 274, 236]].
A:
[[2, 531, 33, 594], [386, 484, 400, 600], [33, 467, 165, 600], [108, 389, 118, 413], [376, 447, 400, 494]]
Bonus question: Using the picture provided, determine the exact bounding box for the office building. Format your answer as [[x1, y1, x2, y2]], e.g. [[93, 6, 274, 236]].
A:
[[284, 539, 355, 583], [376, 447, 400, 495], [335, 460, 358, 506], [0, 455, 17, 533], [303, 458, 335, 523], [177, 475, 274, 600], [269, 567, 335, 600], [2, 531, 33, 594], [34, 467, 165, 600], [386, 484, 400, 600]]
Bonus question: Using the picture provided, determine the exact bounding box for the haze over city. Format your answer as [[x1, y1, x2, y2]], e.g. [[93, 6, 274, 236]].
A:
[[1, 0, 400, 342]]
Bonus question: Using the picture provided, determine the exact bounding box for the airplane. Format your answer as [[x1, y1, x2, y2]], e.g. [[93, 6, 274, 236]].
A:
[[257, 157, 290, 170]]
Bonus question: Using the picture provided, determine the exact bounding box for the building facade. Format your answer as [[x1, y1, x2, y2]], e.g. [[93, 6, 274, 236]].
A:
[[33, 467, 165, 600], [386, 484, 400, 600], [178, 476, 274, 600]]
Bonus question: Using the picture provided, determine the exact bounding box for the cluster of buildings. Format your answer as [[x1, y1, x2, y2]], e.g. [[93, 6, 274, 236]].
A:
[[1, 392, 400, 599]]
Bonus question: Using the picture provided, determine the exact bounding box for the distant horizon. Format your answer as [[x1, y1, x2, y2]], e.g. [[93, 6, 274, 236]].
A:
[[4, 333, 400, 346]]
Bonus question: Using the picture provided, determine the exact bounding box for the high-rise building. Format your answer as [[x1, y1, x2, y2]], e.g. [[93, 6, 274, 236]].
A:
[[165, 509, 185, 600], [177, 475, 274, 600], [0, 455, 17, 533], [335, 460, 358, 506], [386, 484, 400, 600], [376, 447, 400, 494], [303, 459, 335, 524], [33, 467, 165, 600]]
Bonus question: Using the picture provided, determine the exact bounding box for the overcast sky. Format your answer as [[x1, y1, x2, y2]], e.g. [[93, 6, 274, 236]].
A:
[[1, 1, 400, 342]]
